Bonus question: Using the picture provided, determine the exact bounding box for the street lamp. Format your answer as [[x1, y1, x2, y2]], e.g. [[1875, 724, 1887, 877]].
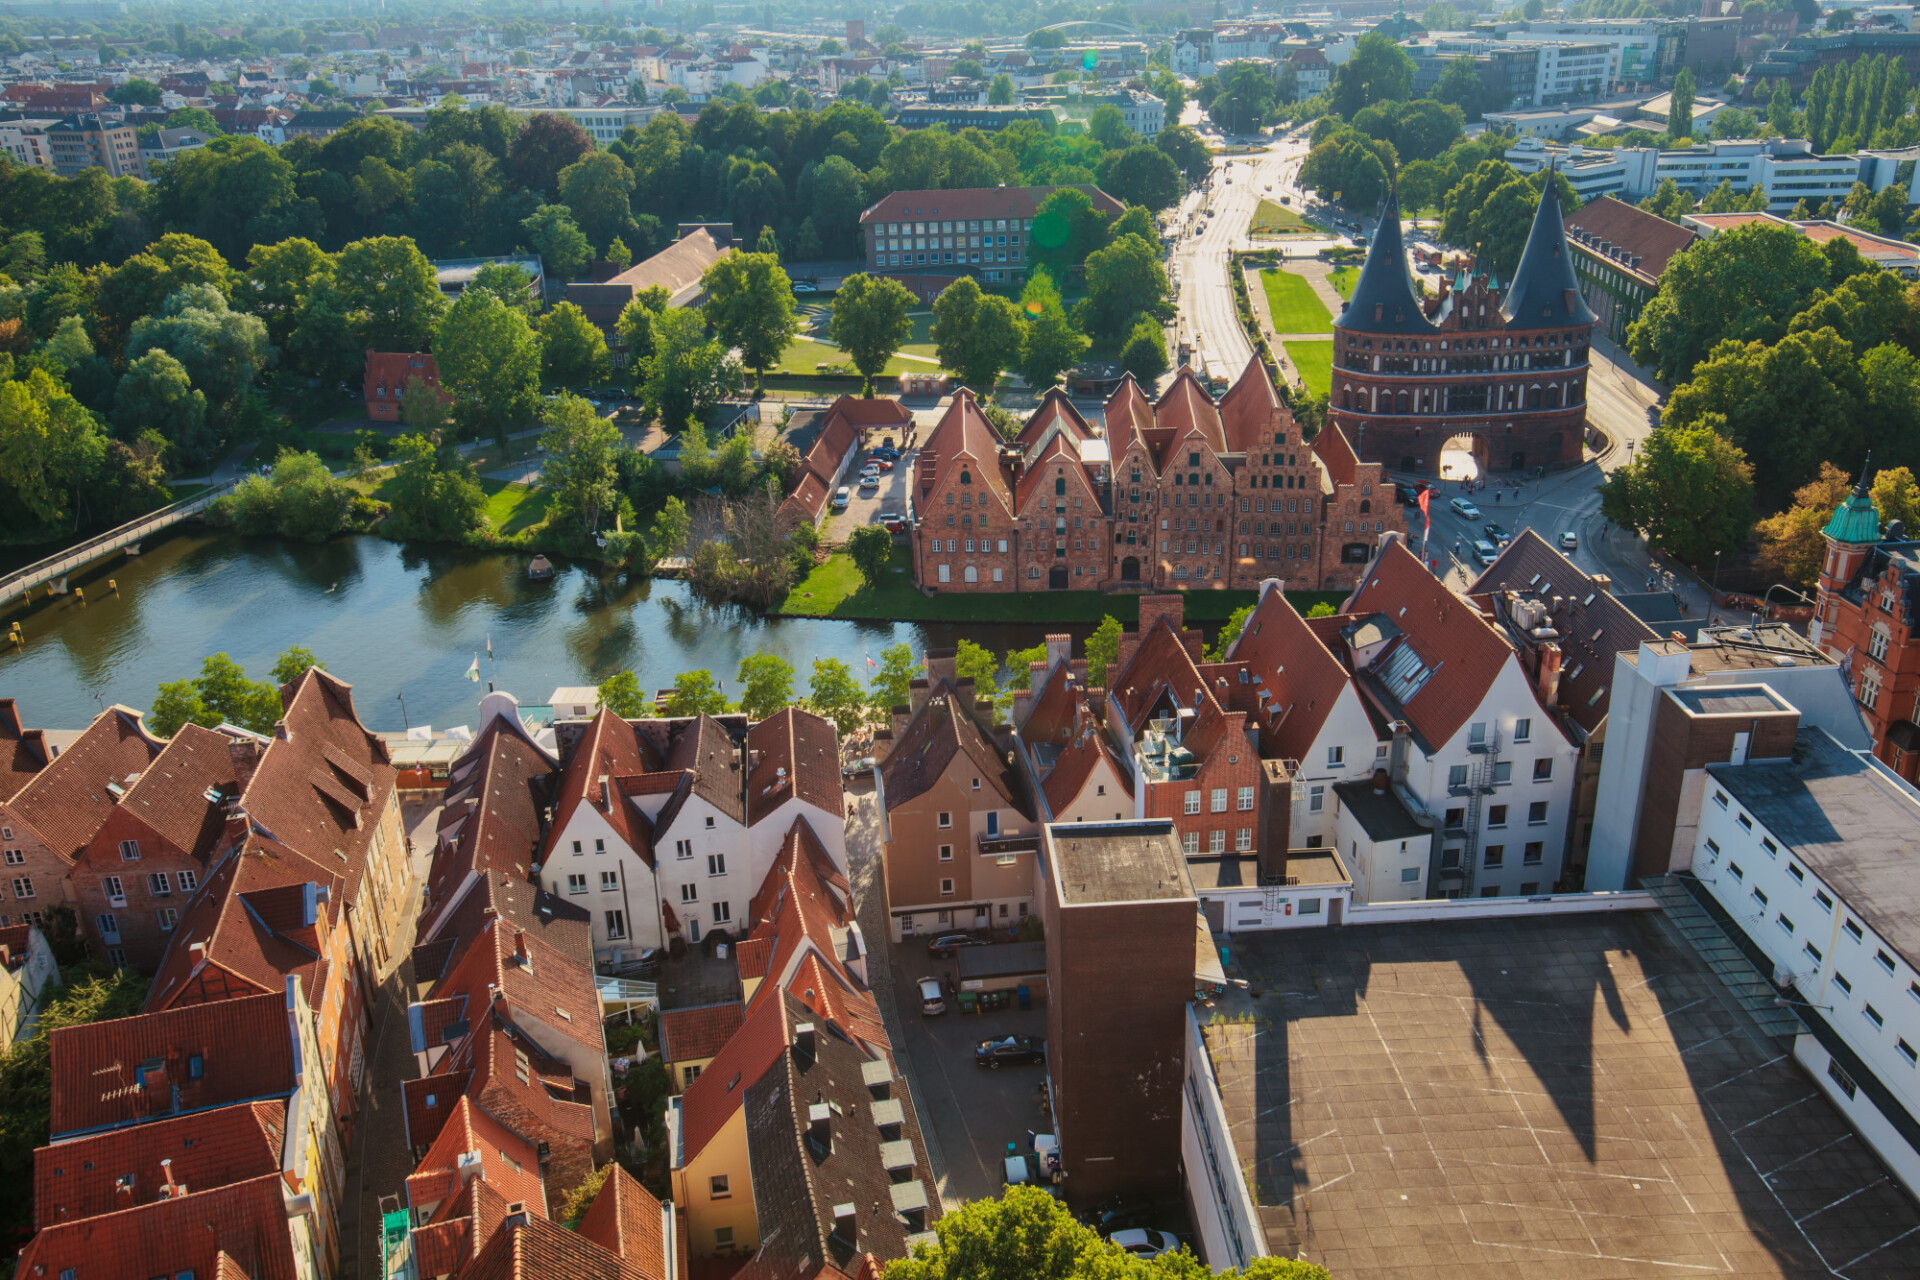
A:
[[1711, 549, 1724, 614]]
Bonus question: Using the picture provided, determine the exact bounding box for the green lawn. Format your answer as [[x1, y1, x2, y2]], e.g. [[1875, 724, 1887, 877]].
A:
[[1328, 266, 1358, 300], [777, 335, 942, 377], [1258, 269, 1334, 334], [1250, 198, 1315, 236], [775, 546, 1345, 622], [1284, 340, 1334, 397], [481, 480, 550, 535]]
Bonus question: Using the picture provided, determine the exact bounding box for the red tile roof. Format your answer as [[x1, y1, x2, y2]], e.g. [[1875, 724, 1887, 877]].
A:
[[876, 680, 1027, 817], [573, 1164, 669, 1280], [913, 389, 1013, 509], [8, 706, 164, 861], [33, 1100, 284, 1229], [106, 723, 237, 860], [1040, 714, 1131, 817], [1149, 365, 1226, 462], [1102, 373, 1157, 463], [0, 697, 52, 796], [1217, 354, 1298, 456], [1014, 389, 1090, 452], [858, 184, 1125, 225], [1563, 195, 1698, 283], [659, 1003, 746, 1064], [746, 707, 843, 824], [1312, 419, 1362, 487], [50, 991, 295, 1139], [1229, 586, 1354, 761], [423, 717, 558, 941], [15, 1174, 298, 1280], [364, 349, 448, 401], [407, 1095, 546, 1223], [543, 708, 661, 867], [676, 988, 791, 1162]]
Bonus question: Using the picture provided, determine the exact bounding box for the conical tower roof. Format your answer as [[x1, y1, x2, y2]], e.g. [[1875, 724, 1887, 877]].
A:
[[1824, 460, 1882, 545], [1500, 176, 1597, 330], [1335, 188, 1436, 337]]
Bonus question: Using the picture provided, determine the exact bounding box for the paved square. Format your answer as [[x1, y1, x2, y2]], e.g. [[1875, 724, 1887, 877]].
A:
[[1203, 913, 1920, 1279]]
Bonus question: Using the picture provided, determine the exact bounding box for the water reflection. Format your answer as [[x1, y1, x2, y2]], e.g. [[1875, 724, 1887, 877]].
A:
[[1, 531, 1101, 732]]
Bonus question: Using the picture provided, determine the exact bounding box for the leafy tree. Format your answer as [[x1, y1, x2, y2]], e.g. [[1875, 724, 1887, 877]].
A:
[[1398, 159, 1453, 215], [1333, 33, 1417, 118], [1017, 270, 1088, 393], [737, 652, 797, 720], [1085, 615, 1122, 686], [702, 252, 801, 392], [113, 349, 210, 463], [1872, 465, 1920, 532], [1108, 206, 1161, 249], [224, 449, 360, 542], [932, 277, 1023, 395], [385, 432, 486, 541], [1755, 462, 1853, 587], [508, 111, 595, 200], [1597, 416, 1756, 565], [642, 307, 739, 431], [829, 273, 916, 394], [96, 234, 234, 348], [1088, 104, 1135, 149], [663, 669, 730, 717], [152, 652, 284, 734], [539, 393, 623, 534], [1433, 56, 1488, 120], [808, 657, 866, 734], [125, 286, 272, 428], [400, 375, 453, 436], [954, 638, 1000, 704], [1155, 125, 1211, 184], [435, 289, 542, 451], [1029, 187, 1112, 280], [1209, 60, 1280, 134], [333, 236, 446, 354], [1786, 268, 1916, 355], [523, 204, 592, 281], [1207, 604, 1256, 661], [847, 523, 896, 587], [1860, 342, 1920, 466], [538, 301, 612, 388], [557, 151, 641, 256], [598, 670, 648, 717], [1081, 233, 1171, 340], [271, 645, 323, 685], [243, 237, 334, 347], [870, 642, 919, 708], [616, 284, 672, 376], [111, 78, 162, 105], [1098, 146, 1182, 212], [1638, 178, 1696, 221], [645, 495, 691, 564], [1120, 316, 1170, 383], [0, 369, 107, 532], [1628, 221, 1831, 381], [1671, 68, 1696, 139], [989, 74, 1016, 105]]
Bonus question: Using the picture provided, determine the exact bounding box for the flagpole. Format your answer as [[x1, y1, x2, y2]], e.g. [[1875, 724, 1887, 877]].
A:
[[486, 632, 496, 693]]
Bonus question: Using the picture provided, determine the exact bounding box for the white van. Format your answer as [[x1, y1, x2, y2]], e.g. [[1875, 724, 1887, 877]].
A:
[[831, 486, 851, 510], [917, 975, 945, 1015]]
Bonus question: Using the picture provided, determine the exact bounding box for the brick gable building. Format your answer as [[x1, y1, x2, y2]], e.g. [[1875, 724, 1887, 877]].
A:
[[1328, 185, 1596, 476], [1810, 472, 1920, 780], [911, 360, 1402, 595]]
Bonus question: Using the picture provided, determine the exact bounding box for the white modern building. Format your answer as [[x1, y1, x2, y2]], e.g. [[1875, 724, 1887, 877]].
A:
[[1504, 136, 1867, 211], [1518, 19, 1664, 83], [1690, 728, 1920, 1197]]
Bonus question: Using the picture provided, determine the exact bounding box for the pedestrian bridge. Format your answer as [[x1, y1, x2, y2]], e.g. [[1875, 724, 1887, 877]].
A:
[[0, 481, 235, 610]]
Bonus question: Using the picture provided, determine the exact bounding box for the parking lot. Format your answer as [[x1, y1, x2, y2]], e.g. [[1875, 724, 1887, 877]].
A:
[[832, 437, 916, 544]]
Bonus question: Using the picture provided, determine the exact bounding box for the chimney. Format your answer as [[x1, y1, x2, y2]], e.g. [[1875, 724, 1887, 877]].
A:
[[160, 1158, 178, 1198], [514, 931, 530, 968], [923, 648, 958, 688], [795, 1022, 816, 1061], [1389, 720, 1411, 785], [906, 677, 932, 716], [457, 1150, 483, 1186], [808, 1101, 832, 1152], [1591, 573, 1611, 591], [831, 1202, 857, 1247], [188, 941, 206, 964], [1043, 633, 1072, 679], [504, 1202, 529, 1230], [1537, 641, 1564, 707]]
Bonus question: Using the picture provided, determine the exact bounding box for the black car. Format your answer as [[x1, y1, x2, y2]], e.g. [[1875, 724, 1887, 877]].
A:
[[1483, 523, 1509, 546], [975, 1035, 1046, 1067], [926, 933, 990, 958], [1396, 482, 1425, 507]]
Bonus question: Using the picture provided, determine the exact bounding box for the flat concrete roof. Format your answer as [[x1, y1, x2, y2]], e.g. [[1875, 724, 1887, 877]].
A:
[[1333, 780, 1428, 842], [1043, 820, 1194, 906], [1204, 914, 1920, 1277], [1628, 623, 1835, 676], [1669, 684, 1795, 717], [1709, 729, 1920, 970]]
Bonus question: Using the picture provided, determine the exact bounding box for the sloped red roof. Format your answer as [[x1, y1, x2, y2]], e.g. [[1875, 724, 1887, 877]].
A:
[[34, 1099, 284, 1229], [1103, 373, 1157, 464], [1229, 586, 1354, 762], [0, 697, 52, 796], [1217, 354, 1297, 455], [1013, 431, 1083, 513], [574, 1164, 669, 1280], [1014, 389, 1090, 451], [1109, 612, 1214, 732], [364, 350, 447, 399], [1041, 715, 1132, 817], [821, 395, 912, 427], [15, 1174, 297, 1280], [107, 722, 237, 860], [660, 1002, 746, 1064], [745, 708, 843, 824], [1312, 419, 1363, 488], [1150, 365, 1226, 463], [406, 1094, 546, 1223], [424, 716, 557, 940], [676, 987, 790, 1162], [913, 389, 1013, 510], [877, 680, 1027, 818], [50, 992, 294, 1140], [543, 707, 661, 866], [9, 706, 164, 861]]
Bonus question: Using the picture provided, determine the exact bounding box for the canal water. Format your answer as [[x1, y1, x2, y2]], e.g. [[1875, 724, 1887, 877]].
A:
[[0, 531, 1092, 733]]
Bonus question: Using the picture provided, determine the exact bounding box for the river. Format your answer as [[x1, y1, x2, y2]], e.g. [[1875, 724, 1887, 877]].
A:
[[0, 531, 1099, 733]]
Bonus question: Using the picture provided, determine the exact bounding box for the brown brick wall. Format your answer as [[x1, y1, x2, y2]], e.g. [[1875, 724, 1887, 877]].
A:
[[1631, 697, 1800, 883], [70, 809, 202, 969], [0, 801, 68, 933]]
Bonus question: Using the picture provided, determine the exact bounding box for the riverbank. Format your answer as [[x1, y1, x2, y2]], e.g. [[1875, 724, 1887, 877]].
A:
[[775, 548, 1347, 623]]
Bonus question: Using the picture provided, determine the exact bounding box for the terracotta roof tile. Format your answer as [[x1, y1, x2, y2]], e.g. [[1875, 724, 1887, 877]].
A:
[[0, 697, 52, 796], [913, 390, 1014, 511], [1040, 716, 1131, 817], [1563, 195, 1698, 282], [406, 1095, 546, 1223], [1150, 366, 1225, 464], [543, 708, 661, 866], [745, 708, 843, 825], [663, 715, 743, 826], [659, 1003, 746, 1064], [1228, 586, 1354, 761], [574, 1164, 669, 1280], [9, 706, 164, 860], [858, 184, 1124, 226], [877, 682, 1027, 818], [33, 1099, 284, 1229], [1217, 354, 1298, 456], [15, 1174, 298, 1280], [422, 717, 558, 942], [50, 991, 295, 1139], [676, 988, 791, 1162]]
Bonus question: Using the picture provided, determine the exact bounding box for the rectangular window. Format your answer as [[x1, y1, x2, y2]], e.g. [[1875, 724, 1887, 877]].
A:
[[1491, 762, 1512, 785], [1899, 1039, 1919, 1065], [1236, 827, 1252, 851], [676, 839, 692, 859], [1401, 866, 1420, 883], [1524, 842, 1543, 866], [1804, 941, 1822, 963], [680, 883, 697, 903], [1209, 829, 1225, 853], [707, 853, 727, 876], [1814, 890, 1833, 913], [103, 875, 124, 903], [710, 1175, 731, 1199], [1761, 838, 1777, 857], [1483, 845, 1504, 869], [1788, 863, 1805, 883], [1532, 758, 1553, 781], [938, 844, 953, 862], [1713, 790, 1728, 809], [605, 910, 626, 939], [2, 849, 19, 865], [938, 812, 952, 829], [148, 873, 170, 896], [1777, 912, 1794, 934], [1513, 718, 1531, 743], [1327, 746, 1344, 768], [1488, 804, 1508, 828], [1445, 808, 1465, 830], [1237, 786, 1254, 811], [1729, 862, 1744, 880], [1309, 785, 1324, 813], [158, 907, 177, 930], [712, 901, 731, 923], [600, 871, 618, 891], [1878, 949, 1897, 974], [1528, 801, 1549, 825], [1844, 918, 1863, 941], [118, 839, 141, 860], [1866, 1003, 1885, 1029], [97, 912, 117, 938], [940, 878, 955, 895], [1736, 813, 1752, 831], [177, 870, 197, 893], [10, 877, 31, 899], [1182, 832, 1199, 854], [1835, 972, 1853, 994], [1211, 788, 1227, 813], [715, 1228, 734, 1250], [1185, 791, 1201, 815], [567, 874, 587, 894]]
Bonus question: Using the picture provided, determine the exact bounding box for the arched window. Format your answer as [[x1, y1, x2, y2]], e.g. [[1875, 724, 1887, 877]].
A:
[[961, 469, 972, 485], [1055, 477, 1066, 495], [964, 565, 978, 583], [1359, 500, 1370, 514]]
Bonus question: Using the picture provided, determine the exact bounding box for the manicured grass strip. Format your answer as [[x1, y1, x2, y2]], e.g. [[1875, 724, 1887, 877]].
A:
[[775, 546, 1346, 623], [481, 480, 550, 536], [1250, 198, 1314, 235], [1329, 266, 1358, 300], [1259, 269, 1334, 334], [777, 335, 940, 377], [1284, 340, 1334, 398]]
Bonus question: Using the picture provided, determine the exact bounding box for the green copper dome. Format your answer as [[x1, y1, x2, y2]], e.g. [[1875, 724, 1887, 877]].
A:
[[1824, 467, 1882, 544]]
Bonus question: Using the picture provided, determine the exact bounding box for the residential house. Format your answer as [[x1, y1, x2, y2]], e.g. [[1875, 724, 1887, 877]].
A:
[[1010, 637, 1135, 825], [910, 389, 1022, 591], [778, 396, 912, 529], [660, 1001, 745, 1091], [406, 1164, 670, 1280], [68, 722, 239, 967], [16, 1175, 307, 1280], [2, 704, 166, 932], [285, 109, 362, 139], [45, 113, 145, 177], [873, 652, 1037, 940], [365, 350, 451, 422]]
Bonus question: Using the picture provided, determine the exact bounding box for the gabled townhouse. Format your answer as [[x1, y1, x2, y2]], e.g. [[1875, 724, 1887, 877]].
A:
[[660, 1001, 745, 1091], [15, 1173, 305, 1280], [873, 652, 1037, 940], [1, 704, 165, 931], [403, 1094, 546, 1230], [539, 706, 844, 960], [403, 1163, 670, 1280], [69, 722, 239, 967], [33, 1099, 284, 1230], [1011, 637, 1134, 825], [910, 389, 1020, 590], [43, 990, 343, 1280]]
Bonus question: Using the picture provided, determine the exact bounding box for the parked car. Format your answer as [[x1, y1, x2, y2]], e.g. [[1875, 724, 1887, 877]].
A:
[[927, 933, 989, 957], [1395, 482, 1424, 506], [831, 487, 850, 509], [842, 756, 876, 779], [918, 976, 946, 1016], [878, 513, 907, 533], [975, 1035, 1046, 1067], [871, 445, 901, 460], [792, 281, 818, 293], [1108, 1229, 1180, 1259], [870, 459, 895, 472], [858, 472, 879, 489], [1449, 497, 1482, 520], [1483, 522, 1509, 546], [1472, 539, 1499, 567], [1560, 530, 1579, 551]]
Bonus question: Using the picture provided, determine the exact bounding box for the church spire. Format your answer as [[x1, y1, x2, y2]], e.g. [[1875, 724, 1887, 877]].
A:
[[1335, 186, 1435, 336], [1500, 174, 1597, 330]]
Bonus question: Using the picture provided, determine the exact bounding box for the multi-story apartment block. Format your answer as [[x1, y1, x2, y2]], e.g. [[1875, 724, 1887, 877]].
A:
[[1505, 137, 1868, 215], [858, 184, 1126, 290], [910, 365, 1402, 595], [1561, 195, 1698, 343], [1330, 185, 1594, 476], [45, 113, 145, 178]]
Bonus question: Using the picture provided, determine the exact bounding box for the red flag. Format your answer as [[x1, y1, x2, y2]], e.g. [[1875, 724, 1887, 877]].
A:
[[1416, 486, 1431, 521]]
